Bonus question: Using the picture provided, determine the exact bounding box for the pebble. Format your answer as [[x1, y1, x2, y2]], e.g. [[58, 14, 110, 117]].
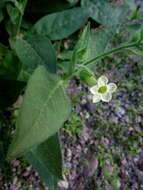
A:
[[110, 116, 118, 124], [115, 106, 126, 117], [58, 180, 69, 189]]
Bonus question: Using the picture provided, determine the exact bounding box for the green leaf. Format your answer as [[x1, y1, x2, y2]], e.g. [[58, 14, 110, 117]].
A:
[[57, 61, 71, 74], [81, 0, 128, 26], [73, 23, 90, 63], [85, 26, 117, 67], [5, 20, 17, 38], [31, 8, 89, 40], [127, 24, 143, 34], [72, 23, 90, 66], [17, 64, 31, 82], [57, 51, 73, 74], [6, 3, 20, 37], [88, 26, 117, 57], [14, 35, 56, 74], [6, 4, 19, 23], [128, 26, 143, 43], [26, 133, 62, 189], [26, 151, 59, 190], [58, 50, 73, 61], [69, 23, 90, 73], [124, 0, 136, 11], [79, 69, 97, 86], [30, 133, 62, 179], [8, 66, 71, 158]]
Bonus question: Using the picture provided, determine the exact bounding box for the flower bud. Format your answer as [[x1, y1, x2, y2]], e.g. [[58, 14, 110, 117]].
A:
[[79, 69, 97, 86]]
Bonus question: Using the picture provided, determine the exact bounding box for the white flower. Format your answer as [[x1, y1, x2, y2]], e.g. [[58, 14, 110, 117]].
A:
[[89, 75, 117, 103]]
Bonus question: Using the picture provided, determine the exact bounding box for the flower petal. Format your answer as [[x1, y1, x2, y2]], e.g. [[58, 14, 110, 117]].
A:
[[107, 83, 117, 92], [90, 85, 98, 94], [92, 94, 101, 103], [98, 75, 108, 86], [101, 92, 112, 102]]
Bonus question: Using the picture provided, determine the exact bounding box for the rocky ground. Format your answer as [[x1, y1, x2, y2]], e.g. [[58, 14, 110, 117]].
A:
[[1, 0, 143, 190], [59, 53, 143, 190]]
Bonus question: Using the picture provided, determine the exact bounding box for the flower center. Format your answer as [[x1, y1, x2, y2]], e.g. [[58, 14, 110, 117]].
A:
[[98, 86, 107, 94]]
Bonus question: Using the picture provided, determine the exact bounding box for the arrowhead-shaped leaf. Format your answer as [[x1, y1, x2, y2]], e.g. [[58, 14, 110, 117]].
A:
[[69, 23, 90, 73], [8, 66, 71, 158], [28, 133, 63, 179], [85, 26, 118, 67], [88, 26, 117, 57], [81, 0, 128, 26], [31, 8, 89, 40], [26, 150, 59, 190], [26, 133, 62, 190], [72, 23, 90, 64], [14, 35, 56, 74]]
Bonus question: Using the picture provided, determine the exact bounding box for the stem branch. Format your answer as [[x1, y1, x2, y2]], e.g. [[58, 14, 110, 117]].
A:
[[83, 42, 138, 67], [65, 41, 139, 81], [16, 0, 28, 37]]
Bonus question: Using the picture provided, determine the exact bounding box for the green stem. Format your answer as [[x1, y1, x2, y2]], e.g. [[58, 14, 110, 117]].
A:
[[16, 0, 28, 37], [83, 42, 139, 67], [64, 41, 139, 81]]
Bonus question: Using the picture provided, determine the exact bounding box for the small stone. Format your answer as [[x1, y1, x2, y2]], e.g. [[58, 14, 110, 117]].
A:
[[23, 171, 30, 177], [128, 127, 134, 132], [122, 158, 128, 165], [86, 157, 98, 177], [136, 115, 142, 123], [67, 149, 72, 161], [14, 160, 20, 167], [85, 112, 90, 119], [58, 180, 69, 189], [26, 166, 32, 171], [110, 116, 118, 124], [124, 115, 130, 123], [116, 106, 126, 117], [103, 137, 110, 146], [81, 99, 87, 104], [15, 182, 21, 190], [76, 145, 82, 154], [13, 177, 18, 185], [12, 168, 16, 172]]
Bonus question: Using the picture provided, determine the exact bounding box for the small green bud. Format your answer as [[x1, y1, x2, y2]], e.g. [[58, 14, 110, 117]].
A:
[[86, 76, 97, 86], [79, 69, 97, 86]]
